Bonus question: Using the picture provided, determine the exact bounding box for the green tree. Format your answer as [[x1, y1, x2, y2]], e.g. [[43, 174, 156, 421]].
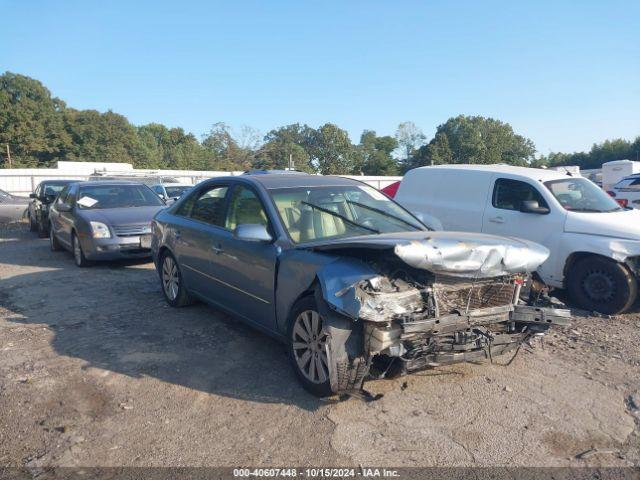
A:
[[254, 123, 315, 171], [201, 122, 260, 170], [307, 123, 356, 175], [0, 72, 71, 167], [409, 115, 535, 169], [64, 109, 143, 165], [356, 130, 399, 175], [137, 123, 213, 170]]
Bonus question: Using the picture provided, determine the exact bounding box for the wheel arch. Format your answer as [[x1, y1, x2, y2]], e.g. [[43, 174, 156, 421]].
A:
[[563, 251, 633, 287]]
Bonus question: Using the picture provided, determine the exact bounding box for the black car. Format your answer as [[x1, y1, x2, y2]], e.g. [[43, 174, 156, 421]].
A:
[[28, 180, 76, 236]]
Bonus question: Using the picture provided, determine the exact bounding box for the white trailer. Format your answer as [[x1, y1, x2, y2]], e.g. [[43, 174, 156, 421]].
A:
[[602, 159, 640, 191]]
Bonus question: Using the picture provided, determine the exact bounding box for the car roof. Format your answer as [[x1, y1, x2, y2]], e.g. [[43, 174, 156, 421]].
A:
[[39, 179, 76, 185], [159, 183, 191, 187], [236, 173, 366, 189], [411, 164, 572, 182], [74, 180, 145, 187]]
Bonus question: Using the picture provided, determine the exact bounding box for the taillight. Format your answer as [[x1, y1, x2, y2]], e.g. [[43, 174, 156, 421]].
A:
[[607, 191, 616, 197], [616, 198, 628, 207]]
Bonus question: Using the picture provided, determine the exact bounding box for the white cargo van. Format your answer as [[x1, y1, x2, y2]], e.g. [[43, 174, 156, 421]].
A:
[[394, 164, 640, 314]]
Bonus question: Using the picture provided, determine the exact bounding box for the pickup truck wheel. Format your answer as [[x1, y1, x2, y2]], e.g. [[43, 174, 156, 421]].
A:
[[567, 256, 637, 314], [159, 251, 193, 307], [287, 296, 333, 397]]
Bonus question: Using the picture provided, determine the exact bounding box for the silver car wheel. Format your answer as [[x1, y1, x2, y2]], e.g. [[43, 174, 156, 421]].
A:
[[73, 236, 82, 265], [162, 255, 179, 301], [292, 310, 329, 384]]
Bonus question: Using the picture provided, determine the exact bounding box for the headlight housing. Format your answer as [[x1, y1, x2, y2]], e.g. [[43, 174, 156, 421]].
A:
[[90, 221, 111, 239]]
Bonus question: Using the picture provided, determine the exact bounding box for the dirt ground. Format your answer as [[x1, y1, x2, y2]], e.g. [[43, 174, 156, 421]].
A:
[[0, 222, 639, 468]]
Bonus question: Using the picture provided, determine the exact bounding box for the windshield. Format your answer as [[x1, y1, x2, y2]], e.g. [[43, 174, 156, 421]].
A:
[[270, 184, 425, 243], [165, 186, 191, 198], [544, 178, 621, 213], [77, 184, 164, 209]]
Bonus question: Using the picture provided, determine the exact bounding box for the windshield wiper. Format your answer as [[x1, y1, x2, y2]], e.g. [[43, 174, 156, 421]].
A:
[[300, 201, 380, 234], [346, 200, 423, 230]]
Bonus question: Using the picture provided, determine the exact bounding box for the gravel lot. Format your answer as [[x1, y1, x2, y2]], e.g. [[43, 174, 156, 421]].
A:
[[1, 222, 639, 468]]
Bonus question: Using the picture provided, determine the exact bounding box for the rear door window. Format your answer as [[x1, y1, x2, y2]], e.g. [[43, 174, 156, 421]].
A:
[[188, 185, 229, 226], [492, 178, 548, 211]]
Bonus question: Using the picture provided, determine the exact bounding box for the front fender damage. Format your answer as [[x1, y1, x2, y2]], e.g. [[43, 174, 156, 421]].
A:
[[313, 240, 571, 396]]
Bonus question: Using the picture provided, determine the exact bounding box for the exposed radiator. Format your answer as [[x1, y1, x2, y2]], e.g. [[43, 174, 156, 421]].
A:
[[433, 274, 517, 314]]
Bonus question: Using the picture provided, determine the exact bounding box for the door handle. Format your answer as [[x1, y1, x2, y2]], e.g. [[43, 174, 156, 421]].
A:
[[212, 244, 224, 254], [489, 216, 505, 224]]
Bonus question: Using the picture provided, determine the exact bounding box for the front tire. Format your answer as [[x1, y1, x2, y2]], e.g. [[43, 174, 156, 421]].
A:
[[49, 226, 62, 251], [72, 233, 92, 267], [287, 296, 332, 397], [567, 256, 637, 314], [159, 251, 193, 307]]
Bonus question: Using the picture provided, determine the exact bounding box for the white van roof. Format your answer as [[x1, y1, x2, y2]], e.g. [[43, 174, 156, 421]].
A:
[[412, 164, 571, 182]]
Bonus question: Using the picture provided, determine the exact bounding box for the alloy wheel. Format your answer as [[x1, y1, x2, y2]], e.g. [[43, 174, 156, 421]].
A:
[[292, 310, 329, 384], [162, 255, 179, 301]]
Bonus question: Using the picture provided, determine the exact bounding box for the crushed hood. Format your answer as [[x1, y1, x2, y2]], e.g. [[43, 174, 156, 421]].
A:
[[564, 209, 640, 241], [306, 231, 549, 278]]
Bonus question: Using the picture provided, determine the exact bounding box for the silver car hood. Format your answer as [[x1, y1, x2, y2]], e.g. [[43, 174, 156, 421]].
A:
[[78, 206, 165, 225], [305, 231, 550, 278]]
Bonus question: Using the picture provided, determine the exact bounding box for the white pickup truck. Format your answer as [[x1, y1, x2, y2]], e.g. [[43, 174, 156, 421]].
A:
[[393, 164, 640, 314]]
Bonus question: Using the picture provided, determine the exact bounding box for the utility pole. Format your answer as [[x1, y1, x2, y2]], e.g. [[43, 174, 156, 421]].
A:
[[6, 144, 12, 169]]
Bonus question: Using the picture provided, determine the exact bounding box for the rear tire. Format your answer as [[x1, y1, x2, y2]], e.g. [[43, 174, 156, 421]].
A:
[[287, 296, 333, 397], [49, 226, 62, 251], [159, 251, 193, 307], [566, 256, 637, 314], [72, 233, 92, 268]]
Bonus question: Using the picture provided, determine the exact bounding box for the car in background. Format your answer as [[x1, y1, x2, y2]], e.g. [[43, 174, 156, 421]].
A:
[[0, 188, 29, 224], [150, 173, 569, 396], [49, 181, 166, 267], [28, 179, 77, 236], [394, 164, 640, 314], [380, 180, 400, 198], [150, 183, 192, 204], [608, 174, 640, 209]]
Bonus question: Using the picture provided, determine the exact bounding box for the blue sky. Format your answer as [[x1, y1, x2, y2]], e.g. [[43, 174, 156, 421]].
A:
[[1, 0, 638, 155]]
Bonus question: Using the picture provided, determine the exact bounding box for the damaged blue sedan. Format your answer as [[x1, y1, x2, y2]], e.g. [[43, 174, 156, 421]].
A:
[[151, 173, 570, 397]]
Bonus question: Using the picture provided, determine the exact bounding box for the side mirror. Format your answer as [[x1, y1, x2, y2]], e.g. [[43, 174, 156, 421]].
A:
[[56, 203, 72, 212], [29, 193, 36, 199], [520, 200, 550, 214], [234, 224, 273, 243]]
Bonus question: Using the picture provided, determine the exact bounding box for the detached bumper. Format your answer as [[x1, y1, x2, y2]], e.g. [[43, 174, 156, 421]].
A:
[[395, 304, 571, 373], [80, 235, 152, 261]]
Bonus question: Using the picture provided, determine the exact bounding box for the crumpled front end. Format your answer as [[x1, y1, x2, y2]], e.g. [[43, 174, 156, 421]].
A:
[[314, 237, 571, 395]]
